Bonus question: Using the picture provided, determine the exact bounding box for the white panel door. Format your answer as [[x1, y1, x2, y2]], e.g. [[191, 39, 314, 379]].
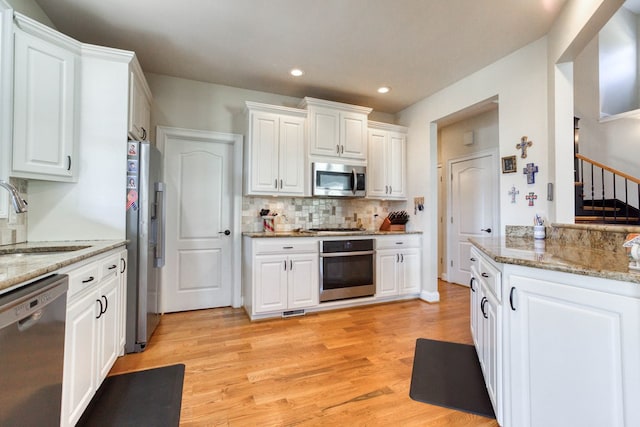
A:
[[448, 154, 496, 285], [340, 111, 367, 159], [250, 112, 279, 192], [163, 136, 233, 312]]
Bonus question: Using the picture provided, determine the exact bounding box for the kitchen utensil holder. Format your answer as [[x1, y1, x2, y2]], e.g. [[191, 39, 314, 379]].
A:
[[262, 216, 275, 233]]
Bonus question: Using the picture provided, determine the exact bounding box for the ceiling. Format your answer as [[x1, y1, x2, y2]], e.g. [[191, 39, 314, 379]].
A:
[[35, 0, 568, 114]]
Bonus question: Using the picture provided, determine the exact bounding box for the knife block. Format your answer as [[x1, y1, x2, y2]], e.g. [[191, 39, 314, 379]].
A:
[[379, 218, 405, 232]]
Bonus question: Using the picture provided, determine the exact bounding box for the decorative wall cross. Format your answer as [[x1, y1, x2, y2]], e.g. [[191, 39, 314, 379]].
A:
[[526, 192, 538, 206], [523, 162, 539, 184], [508, 186, 519, 203], [516, 136, 533, 158]]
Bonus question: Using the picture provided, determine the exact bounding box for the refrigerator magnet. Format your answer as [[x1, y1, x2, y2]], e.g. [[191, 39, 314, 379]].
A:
[[128, 143, 138, 156], [126, 189, 138, 211], [127, 160, 138, 173], [127, 176, 137, 189]]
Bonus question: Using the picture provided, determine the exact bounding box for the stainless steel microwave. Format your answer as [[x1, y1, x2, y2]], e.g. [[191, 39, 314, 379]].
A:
[[312, 162, 366, 197]]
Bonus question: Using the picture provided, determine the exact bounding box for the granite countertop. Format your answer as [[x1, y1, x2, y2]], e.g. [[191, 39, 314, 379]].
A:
[[469, 236, 640, 284], [0, 240, 127, 294], [243, 230, 423, 238]]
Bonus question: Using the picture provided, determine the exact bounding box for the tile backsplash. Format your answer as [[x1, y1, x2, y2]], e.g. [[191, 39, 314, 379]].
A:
[[0, 178, 28, 246], [242, 196, 407, 232]]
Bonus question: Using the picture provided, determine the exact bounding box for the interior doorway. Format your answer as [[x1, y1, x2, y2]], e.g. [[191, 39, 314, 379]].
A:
[[156, 126, 243, 312], [436, 98, 499, 286]]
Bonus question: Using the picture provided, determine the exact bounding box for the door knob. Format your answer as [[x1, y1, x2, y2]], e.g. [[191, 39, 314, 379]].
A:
[[481, 228, 492, 233], [219, 230, 231, 236]]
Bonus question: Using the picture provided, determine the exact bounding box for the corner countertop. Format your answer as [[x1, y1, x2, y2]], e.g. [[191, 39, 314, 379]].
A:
[[469, 236, 640, 284], [243, 230, 423, 238], [0, 240, 127, 294]]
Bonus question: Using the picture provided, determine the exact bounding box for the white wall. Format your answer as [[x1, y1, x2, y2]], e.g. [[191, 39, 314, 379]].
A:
[[6, 0, 54, 27], [599, 6, 639, 116], [574, 30, 640, 208], [28, 53, 131, 241], [146, 73, 396, 139], [398, 0, 624, 302], [397, 38, 549, 301]]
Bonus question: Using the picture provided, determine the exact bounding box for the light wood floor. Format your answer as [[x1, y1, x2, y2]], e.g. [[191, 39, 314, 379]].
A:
[[110, 281, 499, 426]]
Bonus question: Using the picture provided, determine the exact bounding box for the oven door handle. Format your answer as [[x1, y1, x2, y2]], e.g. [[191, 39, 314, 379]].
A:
[[320, 250, 375, 257]]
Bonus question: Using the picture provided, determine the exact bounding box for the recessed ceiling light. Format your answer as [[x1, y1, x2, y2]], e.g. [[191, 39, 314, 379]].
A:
[[377, 86, 391, 94], [290, 68, 304, 77]]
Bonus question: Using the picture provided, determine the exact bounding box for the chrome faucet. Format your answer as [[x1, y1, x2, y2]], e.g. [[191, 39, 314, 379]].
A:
[[0, 180, 28, 213]]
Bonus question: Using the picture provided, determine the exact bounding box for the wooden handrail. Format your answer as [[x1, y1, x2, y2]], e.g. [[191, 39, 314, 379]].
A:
[[575, 153, 640, 185]]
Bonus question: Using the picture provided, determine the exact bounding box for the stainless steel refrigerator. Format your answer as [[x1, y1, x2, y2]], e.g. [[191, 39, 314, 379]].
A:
[[125, 141, 166, 353]]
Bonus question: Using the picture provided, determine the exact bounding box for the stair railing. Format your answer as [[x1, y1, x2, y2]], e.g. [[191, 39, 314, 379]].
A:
[[576, 153, 640, 224]]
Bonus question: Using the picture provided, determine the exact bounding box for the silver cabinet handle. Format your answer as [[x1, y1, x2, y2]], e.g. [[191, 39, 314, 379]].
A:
[[275, 179, 278, 189], [280, 179, 283, 189], [385, 185, 389, 194], [336, 144, 340, 154], [341, 145, 344, 154]]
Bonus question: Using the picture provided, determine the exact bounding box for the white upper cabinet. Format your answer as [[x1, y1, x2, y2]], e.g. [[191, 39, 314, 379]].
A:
[[12, 13, 80, 181], [300, 97, 371, 161], [367, 121, 407, 199], [128, 58, 151, 141], [245, 102, 307, 196]]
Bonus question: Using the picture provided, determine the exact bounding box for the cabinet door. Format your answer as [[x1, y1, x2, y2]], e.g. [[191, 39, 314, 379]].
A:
[[254, 255, 288, 313], [481, 285, 501, 417], [96, 275, 120, 384], [128, 70, 151, 141], [118, 249, 128, 353], [388, 132, 407, 198], [248, 112, 280, 193], [340, 111, 367, 160], [287, 254, 319, 309], [308, 106, 340, 157], [469, 276, 480, 349], [399, 248, 420, 294], [367, 129, 388, 198], [62, 290, 99, 427], [508, 275, 640, 427], [376, 250, 399, 297], [13, 28, 76, 179], [278, 115, 305, 195]]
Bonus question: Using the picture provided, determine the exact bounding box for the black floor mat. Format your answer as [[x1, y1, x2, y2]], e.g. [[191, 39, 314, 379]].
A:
[[409, 338, 495, 419], [77, 364, 185, 427]]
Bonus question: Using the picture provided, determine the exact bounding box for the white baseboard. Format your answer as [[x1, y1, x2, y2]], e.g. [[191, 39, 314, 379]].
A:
[[420, 290, 440, 302], [440, 272, 449, 281]]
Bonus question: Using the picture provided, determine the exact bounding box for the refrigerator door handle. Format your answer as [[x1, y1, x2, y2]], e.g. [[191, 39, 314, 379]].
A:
[[154, 182, 166, 268]]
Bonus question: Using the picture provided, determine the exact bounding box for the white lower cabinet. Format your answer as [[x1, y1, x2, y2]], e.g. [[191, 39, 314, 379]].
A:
[[505, 269, 640, 427], [375, 235, 421, 298], [469, 247, 502, 424], [61, 248, 125, 427], [243, 237, 319, 319]]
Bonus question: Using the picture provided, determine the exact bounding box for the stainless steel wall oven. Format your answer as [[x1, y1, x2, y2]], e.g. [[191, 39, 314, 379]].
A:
[[319, 239, 375, 302]]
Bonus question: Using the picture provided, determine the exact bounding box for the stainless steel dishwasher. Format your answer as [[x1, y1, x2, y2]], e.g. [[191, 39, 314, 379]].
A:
[[0, 274, 68, 426]]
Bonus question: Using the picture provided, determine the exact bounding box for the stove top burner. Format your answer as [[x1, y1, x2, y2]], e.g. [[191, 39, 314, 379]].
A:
[[308, 227, 364, 232]]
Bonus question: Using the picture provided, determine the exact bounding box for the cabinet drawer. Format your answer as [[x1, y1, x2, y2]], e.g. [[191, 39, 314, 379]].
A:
[[478, 257, 501, 300], [376, 235, 421, 250], [254, 239, 318, 255], [100, 254, 120, 281], [68, 262, 100, 299]]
